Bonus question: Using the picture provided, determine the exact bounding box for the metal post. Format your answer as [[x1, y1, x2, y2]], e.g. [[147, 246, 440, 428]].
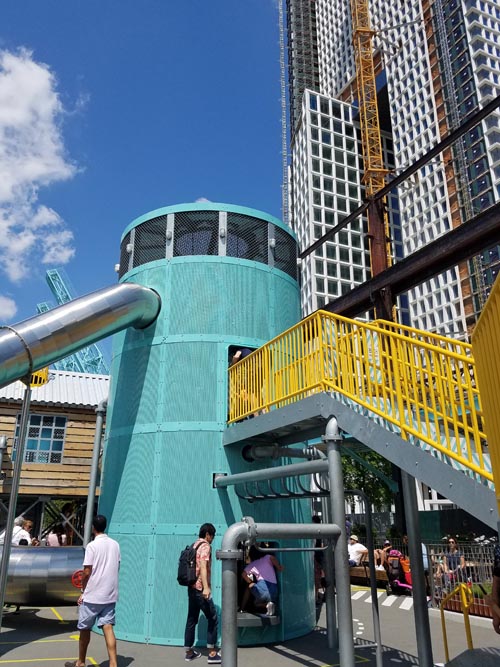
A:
[[0, 382, 32, 631], [324, 418, 355, 667], [321, 483, 337, 648], [83, 399, 107, 546], [351, 489, 383, 667], [217, 518, 341, 667], [401, 470, 434, 667]]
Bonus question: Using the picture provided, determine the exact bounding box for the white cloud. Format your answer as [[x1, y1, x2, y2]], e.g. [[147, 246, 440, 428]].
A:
[[195, 197, 211, 203], [0, 48, 76, 286], [0, 295, 17, 320]]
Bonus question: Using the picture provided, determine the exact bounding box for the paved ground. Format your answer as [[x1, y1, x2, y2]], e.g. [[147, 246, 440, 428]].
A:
[[0, 586, 499, 666]]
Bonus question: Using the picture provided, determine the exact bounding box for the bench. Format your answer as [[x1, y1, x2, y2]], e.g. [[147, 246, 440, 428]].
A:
[[350, 563, 389, 587]]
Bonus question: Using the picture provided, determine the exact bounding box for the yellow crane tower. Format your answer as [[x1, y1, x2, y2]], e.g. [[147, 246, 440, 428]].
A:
[[350, 0, 393, 318]]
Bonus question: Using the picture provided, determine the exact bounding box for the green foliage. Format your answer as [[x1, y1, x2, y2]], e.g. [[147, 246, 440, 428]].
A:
[[342, 450, 395, 510]]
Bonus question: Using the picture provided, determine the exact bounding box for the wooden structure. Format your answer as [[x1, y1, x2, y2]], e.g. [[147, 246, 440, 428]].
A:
[[0, 370, 109, 541]]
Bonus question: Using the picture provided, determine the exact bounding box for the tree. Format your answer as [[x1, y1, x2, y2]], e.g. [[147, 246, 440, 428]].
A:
[[342, 450, 394, 511]]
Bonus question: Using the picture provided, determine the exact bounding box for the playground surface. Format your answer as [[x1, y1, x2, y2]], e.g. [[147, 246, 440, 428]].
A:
[[0, 588, 499, 666]]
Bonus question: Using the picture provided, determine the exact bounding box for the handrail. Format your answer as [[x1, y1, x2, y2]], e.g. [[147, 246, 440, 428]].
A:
[[439, 583, 474, 663], [228, 310, 491, 485]]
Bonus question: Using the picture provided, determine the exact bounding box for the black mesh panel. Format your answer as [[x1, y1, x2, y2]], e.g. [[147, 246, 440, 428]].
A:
[[119, 232, 131, 278], [274, 226, 298, 279], [173, 211, 219, 256], [226, 213, 268, 263], [133, 216, 168, 268]]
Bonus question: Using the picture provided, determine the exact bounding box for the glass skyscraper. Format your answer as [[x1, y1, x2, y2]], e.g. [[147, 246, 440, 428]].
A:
[[286, 0, 500, 338]]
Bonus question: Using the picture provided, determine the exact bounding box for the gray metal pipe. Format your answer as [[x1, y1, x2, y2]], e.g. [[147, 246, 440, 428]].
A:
[[243, 444, 325, 461], [401, 470, 434, 667], [215, 459, 328, 488], [217, 517, 341, 667], [0, 282, 161, 389], [349, 489, 383, 667], [83, 398, 108, 547], [324, 418, 355, 667], [0, 546, 84, 606]]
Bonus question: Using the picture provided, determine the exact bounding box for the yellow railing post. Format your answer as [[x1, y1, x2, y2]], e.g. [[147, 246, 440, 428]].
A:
[[439, 583, 474, 663]]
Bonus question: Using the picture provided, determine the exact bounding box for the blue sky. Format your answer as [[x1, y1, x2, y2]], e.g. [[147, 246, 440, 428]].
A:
[[0, 1, 283, 326]]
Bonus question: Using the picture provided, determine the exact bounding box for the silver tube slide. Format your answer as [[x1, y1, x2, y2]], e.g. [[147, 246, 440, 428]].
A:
[[0, 283, 161, 389], [1, 546, 85, 606]]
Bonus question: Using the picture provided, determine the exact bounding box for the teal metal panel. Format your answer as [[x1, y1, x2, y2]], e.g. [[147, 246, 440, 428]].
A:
[[160, 343, 218, 422], [112, 534, 152, 642]]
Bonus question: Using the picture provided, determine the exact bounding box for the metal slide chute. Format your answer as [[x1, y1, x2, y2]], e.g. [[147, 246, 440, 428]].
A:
[[0, 282, 161, 389]]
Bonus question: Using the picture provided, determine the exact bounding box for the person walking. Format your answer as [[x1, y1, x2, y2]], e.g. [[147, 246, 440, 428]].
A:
[[184, 523, 221, 664], [65, 514, 120, 667]]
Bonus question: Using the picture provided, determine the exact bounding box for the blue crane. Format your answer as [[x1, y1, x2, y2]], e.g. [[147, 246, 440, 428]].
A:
[[36, 268, 110, 374]]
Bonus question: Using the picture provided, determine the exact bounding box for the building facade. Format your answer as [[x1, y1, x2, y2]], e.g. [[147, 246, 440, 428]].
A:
[[0, 370, 109, 541], [286, 0, 500, 338]]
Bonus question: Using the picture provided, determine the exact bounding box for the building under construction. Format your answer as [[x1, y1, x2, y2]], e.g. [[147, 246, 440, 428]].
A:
[[285, 0, 500, 338]]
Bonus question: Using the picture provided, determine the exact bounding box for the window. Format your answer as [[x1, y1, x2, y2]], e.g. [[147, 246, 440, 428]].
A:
[[14, 414, 66, 464]]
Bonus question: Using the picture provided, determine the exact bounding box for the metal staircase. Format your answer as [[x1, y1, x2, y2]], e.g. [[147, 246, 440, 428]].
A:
[[226, 310, 497, 528]]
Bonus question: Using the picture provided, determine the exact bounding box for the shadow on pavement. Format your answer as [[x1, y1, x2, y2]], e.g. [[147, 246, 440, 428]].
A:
[[263, 629, 421, 667]]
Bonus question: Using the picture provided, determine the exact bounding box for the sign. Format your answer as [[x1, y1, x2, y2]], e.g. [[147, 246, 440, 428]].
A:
[[29, 367, 49, 387]]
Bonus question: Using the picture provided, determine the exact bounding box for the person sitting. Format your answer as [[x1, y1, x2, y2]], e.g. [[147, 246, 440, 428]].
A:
[[443, 537, 466, 585], [46, 524, 67, 546], [348, 535, 368, 567], [241, 545, 283, 615], [374, 539, 392, 570], [12, 519, 39, 546]]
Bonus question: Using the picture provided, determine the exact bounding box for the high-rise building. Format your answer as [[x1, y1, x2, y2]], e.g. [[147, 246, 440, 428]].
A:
[[286, 0, 500, 338]]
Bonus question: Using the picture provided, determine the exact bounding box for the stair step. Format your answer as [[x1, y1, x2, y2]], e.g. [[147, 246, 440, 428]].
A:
[[237, 611, 280, 627]]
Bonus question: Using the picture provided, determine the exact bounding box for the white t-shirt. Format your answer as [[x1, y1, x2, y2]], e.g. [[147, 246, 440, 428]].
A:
[[82, 534, 121, 604], [348, 542, 368, 565], [11, 527, 31, 546]]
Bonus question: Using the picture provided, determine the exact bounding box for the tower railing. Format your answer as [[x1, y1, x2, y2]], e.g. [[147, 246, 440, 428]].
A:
[[228, 310, 491, 485]]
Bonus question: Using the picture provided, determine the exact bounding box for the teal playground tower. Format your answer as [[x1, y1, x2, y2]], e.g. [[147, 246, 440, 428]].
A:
[[99, 203, 314, 645]]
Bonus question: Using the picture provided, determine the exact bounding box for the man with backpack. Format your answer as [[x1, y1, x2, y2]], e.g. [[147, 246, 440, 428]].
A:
[[183, 523, 221, 664]]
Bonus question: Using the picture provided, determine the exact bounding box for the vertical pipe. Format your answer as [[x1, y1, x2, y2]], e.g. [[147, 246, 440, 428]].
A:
[[324, 418, 355, 667], [0, 383, 32, 631], [221, 558, 239, 667], [83, 399, 107, 546], [323, 524, 337, 648], [321, 479, 337, 648], [401, 470, 434, 667], [353, 490, 383, 667]]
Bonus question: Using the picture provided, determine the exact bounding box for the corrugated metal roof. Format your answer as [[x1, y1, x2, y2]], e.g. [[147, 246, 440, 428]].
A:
[[0, 370, 109, 409]]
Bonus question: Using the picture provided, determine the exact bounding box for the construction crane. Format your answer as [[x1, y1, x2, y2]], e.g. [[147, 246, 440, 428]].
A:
[[36, 268, 110, 375], [350, 0, 393, 319]]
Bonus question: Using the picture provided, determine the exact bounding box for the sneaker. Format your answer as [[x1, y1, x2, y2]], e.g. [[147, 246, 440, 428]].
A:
[[266, 601, 275, 616], [207, 650, 221, 664], [185, 650, 202, 662]]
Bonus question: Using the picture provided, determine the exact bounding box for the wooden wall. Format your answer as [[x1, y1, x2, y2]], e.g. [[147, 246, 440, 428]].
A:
[[0, 402, 102, 497]]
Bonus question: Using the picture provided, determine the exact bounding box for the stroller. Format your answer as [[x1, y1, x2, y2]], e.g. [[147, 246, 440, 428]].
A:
[[385, 549, 412, 595]]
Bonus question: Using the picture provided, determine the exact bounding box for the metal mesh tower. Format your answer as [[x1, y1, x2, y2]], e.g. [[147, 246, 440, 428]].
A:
[[99, 203, 310, 646]]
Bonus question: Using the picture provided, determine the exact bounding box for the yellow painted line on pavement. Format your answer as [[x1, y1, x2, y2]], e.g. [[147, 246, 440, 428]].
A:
[[0, 639, 75, 646], [0, 657, 98, 664], [320, 656, 370, 666], [49, 607, 67, 624]]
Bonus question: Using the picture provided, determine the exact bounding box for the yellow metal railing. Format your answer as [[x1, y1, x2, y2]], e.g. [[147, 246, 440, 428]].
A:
[[440, 583, 474, 663], [472, 275, 500, 517], [228, 311, 491, 484]]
